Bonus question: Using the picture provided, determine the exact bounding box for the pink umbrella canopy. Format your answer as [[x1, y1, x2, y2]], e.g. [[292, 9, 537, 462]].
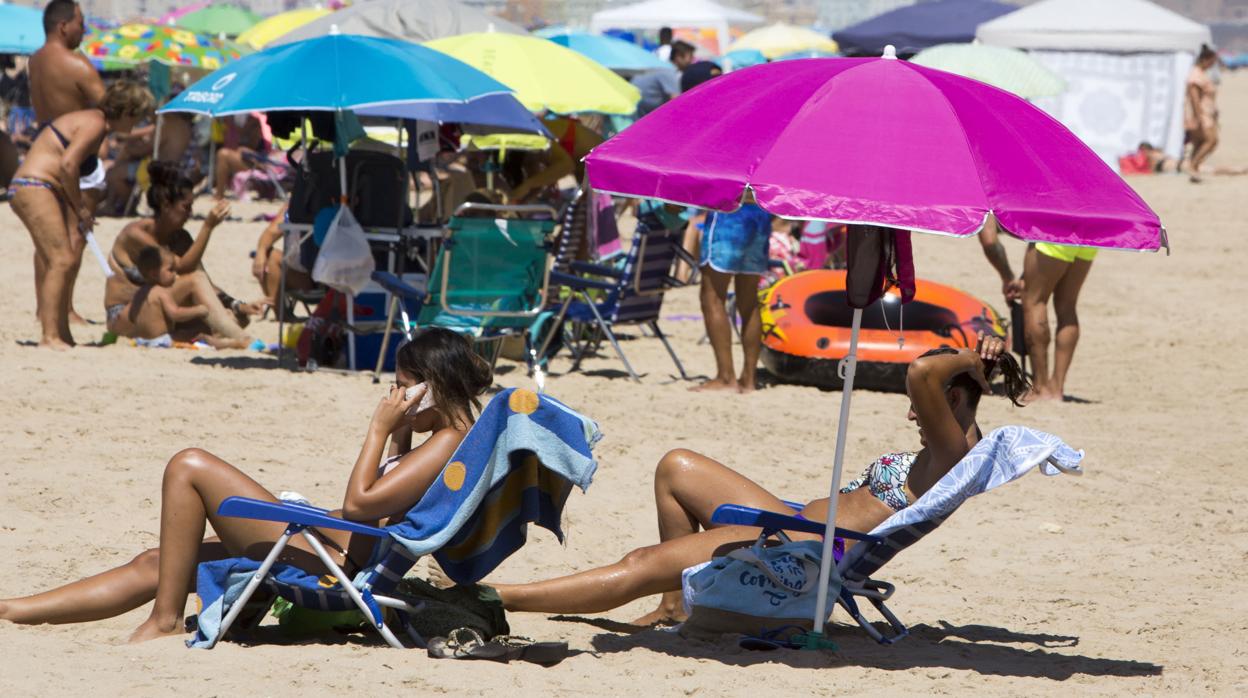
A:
[[586, 54, 1164, 251]]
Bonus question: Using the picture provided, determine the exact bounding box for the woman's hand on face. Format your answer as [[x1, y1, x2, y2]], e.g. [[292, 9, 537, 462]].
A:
[[370, 384, 424, 435], [205, 199, 231, 229]]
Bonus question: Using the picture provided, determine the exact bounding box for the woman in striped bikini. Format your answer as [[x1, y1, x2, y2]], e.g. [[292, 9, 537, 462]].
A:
[[9, 80, 152, 349]]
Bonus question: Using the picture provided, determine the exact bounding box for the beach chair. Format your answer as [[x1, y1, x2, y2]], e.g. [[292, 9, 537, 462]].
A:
[[534, 216, 695, 383], [369, 203, 556, 379], [189, 388, 600, 649], [710, 426, 1083, 644]]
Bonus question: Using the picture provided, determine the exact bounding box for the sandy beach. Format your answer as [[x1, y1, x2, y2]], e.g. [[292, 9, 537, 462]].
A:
[[0, 72, 1244, 696]]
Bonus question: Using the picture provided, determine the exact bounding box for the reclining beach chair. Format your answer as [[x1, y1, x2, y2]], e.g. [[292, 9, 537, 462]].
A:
[[369, 203, 556, 379], [534, 216, 694, 383], [710, 426, 1083, 644], [188, 388, 600, 649]]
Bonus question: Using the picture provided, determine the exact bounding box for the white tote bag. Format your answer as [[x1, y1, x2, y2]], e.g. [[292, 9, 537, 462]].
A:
[[311, 206, 374, 296]]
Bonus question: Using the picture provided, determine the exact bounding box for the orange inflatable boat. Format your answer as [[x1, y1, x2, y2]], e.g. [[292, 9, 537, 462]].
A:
[[760, 270, 1006, 392]]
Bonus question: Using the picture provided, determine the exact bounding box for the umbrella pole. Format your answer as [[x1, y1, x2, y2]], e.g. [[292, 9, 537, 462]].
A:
[[339, 154, 357, 372], [810, 306, 863, 639], [152, 114, 162, 161]]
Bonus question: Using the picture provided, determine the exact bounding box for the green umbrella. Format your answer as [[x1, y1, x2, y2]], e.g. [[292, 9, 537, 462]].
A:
[[82, 23, 247, 70], [176, 5, 262, 37], [911, 43, 1065, 100]]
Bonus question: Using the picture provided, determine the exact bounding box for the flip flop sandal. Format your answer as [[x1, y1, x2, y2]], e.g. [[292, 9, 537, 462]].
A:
[[491, 635, 570, 667], [426, 629, 568, 666]]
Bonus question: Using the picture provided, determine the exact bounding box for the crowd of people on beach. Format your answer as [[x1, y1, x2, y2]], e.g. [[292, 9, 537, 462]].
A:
[[0, 0, 1222, 651]]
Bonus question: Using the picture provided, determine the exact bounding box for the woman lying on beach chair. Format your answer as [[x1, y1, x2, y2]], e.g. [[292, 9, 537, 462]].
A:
[[482, 334, 1030, 626], [0, 328, 493, 643]]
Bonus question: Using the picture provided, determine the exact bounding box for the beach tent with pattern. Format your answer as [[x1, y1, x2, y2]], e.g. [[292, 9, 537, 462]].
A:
[[977, 0, 1212, 169]]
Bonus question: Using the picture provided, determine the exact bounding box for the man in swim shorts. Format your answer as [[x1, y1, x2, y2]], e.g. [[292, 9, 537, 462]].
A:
[[1020, 241, 1096, 401], [28, 0, 106, 325]]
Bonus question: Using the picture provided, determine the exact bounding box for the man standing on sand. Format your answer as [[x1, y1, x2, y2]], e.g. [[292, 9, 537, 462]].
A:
[[28, 0, 105, 326]]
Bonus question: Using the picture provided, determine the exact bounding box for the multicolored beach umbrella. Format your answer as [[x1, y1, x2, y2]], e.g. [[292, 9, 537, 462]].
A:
[[82, 23, 247, 70]]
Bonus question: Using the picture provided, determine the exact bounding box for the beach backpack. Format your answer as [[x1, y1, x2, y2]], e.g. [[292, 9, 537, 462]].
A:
[[681, 530, 840, 640]]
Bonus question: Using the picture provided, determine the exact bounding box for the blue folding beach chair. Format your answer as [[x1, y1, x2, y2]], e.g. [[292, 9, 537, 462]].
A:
[[189, 388, 600, 649], [534, 216, 694, 382], [710, 426, 1084, 644]]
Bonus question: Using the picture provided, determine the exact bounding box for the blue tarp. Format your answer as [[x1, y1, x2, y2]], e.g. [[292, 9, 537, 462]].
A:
[[833, 0, 1017, 56]]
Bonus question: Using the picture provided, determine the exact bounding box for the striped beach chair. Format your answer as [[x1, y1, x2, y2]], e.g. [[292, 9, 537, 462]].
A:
[[711, 426, 1083, 644], [189, 388, 600, 649], [535, 216, 694, 382]]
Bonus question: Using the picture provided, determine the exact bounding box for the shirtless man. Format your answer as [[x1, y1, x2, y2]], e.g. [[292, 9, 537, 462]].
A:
[[28, 0, 106, 325]]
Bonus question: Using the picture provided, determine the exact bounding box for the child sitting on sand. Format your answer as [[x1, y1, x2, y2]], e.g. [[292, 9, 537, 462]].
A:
[[115, 246, 247, 349]]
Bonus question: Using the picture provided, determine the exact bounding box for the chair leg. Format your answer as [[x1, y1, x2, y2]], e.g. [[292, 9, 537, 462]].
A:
[[583, 294, 640, 382], [210, 528, 295, 649], [534, 298, 572, 370], [372, 294, 400, 383], [299, 530, 405, 649], [650, 320, 688, 380]]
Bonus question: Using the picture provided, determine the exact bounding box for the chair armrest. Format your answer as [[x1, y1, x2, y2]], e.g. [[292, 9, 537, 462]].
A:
[[550, 270, 615, 292], [217, 496, 388, 537], [569, 261, 624, 279], [371, 271, 425, 301], [711, 504, 879, 543]]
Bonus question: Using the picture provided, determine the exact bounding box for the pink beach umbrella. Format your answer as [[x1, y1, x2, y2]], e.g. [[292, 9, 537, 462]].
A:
[[585, 46, 1164, 645]]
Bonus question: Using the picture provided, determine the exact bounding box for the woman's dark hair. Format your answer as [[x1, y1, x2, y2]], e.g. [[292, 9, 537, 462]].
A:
[[1198, 44, 1217, 63], [919, 346, 1031, 407], [395, 327, 493, 427], [146, 160, 194, 213]]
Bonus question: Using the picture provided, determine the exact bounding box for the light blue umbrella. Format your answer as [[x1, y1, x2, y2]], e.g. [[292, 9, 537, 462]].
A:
[[161, 31, 513, 117], [722, 48, 766, 71], [546, 31, 669, 73], [0, 4, 44, 54]]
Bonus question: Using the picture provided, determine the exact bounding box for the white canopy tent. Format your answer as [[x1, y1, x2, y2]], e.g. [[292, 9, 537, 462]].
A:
[[589, 0, 764, 55], [977, 0, 1212, 169]]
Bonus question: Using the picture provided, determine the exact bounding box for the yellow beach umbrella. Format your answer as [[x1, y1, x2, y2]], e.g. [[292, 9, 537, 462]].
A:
[[235, 7, 332, 50], [729, 22, 838, 60], [425, 32, 640, 115]]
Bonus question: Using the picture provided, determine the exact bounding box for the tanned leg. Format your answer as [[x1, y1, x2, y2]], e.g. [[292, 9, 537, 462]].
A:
[[1020, 245, 1066, 400], [692, 268, 737, 391], [12, 187, 74, 349], [733, 274, 763, 393], [496, 449, 796, 624], [1049, 258, 1093, 400]]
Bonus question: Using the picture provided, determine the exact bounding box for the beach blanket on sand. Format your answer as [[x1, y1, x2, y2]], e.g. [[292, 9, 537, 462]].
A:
[[188, 388, 601, 648]]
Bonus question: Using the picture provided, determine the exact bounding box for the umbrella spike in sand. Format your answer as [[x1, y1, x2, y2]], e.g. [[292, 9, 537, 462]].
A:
[[585, 45, 1165, 639]]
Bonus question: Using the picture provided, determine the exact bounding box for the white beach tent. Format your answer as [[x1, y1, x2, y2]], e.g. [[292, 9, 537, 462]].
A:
[[589, 0, 765, 55], [977, 0, 1212, 169]]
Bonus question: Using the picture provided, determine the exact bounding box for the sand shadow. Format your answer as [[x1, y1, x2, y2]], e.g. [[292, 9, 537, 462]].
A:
[[189, 355, 287, 370], [1062, 394, 1100, 405], [586, 621, 1163, 679], [582, 368, 642, 381]]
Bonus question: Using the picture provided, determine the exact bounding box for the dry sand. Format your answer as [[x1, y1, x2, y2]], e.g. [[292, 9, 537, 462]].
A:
[[1, 73, 1246, 696]]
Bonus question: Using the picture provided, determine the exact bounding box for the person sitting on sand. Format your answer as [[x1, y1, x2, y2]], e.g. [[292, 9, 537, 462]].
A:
[[108, 245, 211, 348], [213, 112, 269, 199], [9, 79, 152, 349], [469, 335, 1027, 625], [104, 160, 261, 346], [0, 327, 493, 642]]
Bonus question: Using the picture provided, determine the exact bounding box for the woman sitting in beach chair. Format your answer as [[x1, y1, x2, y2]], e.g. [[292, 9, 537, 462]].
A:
[[0, 328, 493, 643], [481, 334, 1030, 625]]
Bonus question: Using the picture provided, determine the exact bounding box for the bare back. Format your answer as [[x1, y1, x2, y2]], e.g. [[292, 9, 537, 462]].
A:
[[28, 43, 104, 123]]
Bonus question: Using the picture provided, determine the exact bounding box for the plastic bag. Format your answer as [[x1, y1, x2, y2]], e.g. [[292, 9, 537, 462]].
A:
[[312, 206, 374, 296]]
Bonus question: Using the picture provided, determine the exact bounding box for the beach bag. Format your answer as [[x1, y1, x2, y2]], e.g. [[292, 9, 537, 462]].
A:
[[681, 531, 840, 639], [312, 205, 374, 296]]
